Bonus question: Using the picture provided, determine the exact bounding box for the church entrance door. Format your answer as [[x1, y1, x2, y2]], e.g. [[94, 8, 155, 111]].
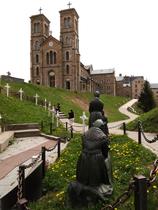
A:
[[66, 81, 70, 89], [49, 71, 55, 87]]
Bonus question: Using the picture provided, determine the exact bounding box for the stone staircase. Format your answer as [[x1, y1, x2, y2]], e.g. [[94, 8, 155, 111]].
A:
[[58, 111, 67, 119], [5, 123, 41, 138], [0, 123, 41, 152]]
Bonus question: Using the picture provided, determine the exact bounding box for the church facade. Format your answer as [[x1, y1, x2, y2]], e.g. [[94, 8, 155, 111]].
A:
[[30, 7, 116, 95]]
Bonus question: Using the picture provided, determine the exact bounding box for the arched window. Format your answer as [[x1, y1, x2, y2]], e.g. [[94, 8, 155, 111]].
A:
[[46, 52, 49, 64], [68, 17, 71, 27], [66, 65, 69, 74], [54, 52, 56, 64], [64, 17, 71, 28], [50, 51, 53, 64], [36, 67, 39, 76], [66, 51, 69, 61], [36, 54, 39, 63], [64, 17, 68, 28], [34, 22, 40, 33]]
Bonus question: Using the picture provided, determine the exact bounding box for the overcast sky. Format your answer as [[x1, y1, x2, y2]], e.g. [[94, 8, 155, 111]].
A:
[[0, 0, 158, 83]]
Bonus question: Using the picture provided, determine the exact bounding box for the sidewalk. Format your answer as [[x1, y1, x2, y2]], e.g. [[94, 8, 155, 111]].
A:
[[0, 136, 67, 198], [108, 99, 158, 156]]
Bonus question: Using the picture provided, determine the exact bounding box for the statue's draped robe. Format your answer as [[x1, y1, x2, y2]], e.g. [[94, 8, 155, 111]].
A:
[[76, 127, 113, 195]]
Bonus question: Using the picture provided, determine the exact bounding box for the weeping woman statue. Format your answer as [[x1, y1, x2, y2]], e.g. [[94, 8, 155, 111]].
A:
[[67, 119, 113, 208]]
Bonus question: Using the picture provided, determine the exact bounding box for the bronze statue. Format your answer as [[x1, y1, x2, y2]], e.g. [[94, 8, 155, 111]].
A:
[[68, 119, 113, 208], [88, 91, 104, 128]]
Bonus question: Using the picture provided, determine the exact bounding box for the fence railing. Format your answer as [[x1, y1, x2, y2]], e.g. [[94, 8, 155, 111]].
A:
[[101, 159, 158, 210], [16, 139, 61, 210]]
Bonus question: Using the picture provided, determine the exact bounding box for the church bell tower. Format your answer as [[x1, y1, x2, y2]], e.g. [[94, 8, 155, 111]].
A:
[[59, 6, 80, 91], [30, 9, 50, 85]]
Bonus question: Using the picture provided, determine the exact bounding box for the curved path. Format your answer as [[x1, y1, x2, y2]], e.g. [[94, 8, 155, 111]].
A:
[[60, 99, 158, 156], [108, 99, 158, 156]]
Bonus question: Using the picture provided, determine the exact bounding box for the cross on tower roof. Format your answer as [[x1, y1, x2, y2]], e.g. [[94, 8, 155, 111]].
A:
[[39, 7, 42, 14], [67, 2, 72, 9]]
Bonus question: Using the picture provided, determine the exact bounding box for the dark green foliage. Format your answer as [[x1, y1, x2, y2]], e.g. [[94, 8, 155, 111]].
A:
[[138, 80, 156, 112], [126, 107, 158, 133]]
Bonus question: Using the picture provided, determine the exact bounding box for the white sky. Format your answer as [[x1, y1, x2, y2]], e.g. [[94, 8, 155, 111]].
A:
[[0, 0, 158, 83]]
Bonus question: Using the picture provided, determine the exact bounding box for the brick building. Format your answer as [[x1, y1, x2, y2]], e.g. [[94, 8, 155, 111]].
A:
[[30, 7, 116, 94], [116, 74, 144, 98], [90, 69, 116, 96], [150, 83, 158, 105]]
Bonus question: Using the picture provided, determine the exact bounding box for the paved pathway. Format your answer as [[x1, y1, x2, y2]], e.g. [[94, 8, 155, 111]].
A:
[[61, 99, 158, 156], [108, 99, 158, 156], [0, 136, 67, 198], [0, 98, 157, 199]]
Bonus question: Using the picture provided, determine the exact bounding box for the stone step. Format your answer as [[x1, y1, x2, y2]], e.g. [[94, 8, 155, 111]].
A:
[[0, 131, 14, 152], [58, 112, 67, 119], [5, 123, 40, 131], [14, 129, 40, 138]]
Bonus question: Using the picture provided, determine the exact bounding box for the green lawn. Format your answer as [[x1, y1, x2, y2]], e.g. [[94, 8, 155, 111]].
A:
[[0, 80, 128, 124], [29, 134, 158, 210], [126, 107, 158, 133]]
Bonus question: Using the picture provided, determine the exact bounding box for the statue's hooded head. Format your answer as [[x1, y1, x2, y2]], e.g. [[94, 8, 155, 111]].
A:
[[94, 90, 100, 97], [93, 119, 104, 128]]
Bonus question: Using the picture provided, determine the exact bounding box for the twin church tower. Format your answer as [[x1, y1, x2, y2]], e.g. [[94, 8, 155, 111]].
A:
[[30, 6, 82, 91], [30, 6, 116, 94]]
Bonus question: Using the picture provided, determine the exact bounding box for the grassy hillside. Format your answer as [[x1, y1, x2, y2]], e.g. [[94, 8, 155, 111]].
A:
[[0, 80, 128, 124], [126, 107, 158, 133]]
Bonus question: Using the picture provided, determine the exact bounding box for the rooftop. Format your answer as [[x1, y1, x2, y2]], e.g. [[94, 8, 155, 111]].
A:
[[91, 68, 115, 75], [150, 83, 158, 89]]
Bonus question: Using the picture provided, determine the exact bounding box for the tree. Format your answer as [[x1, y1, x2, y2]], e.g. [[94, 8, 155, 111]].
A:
[[138, 80, 156, 112]]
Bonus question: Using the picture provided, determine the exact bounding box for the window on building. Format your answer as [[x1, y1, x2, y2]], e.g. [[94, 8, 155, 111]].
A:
[[36, 67, 39, 76], [66, 65, 69, 74], [64, 17, 71, 28], [44, 24, 48, 34], [46, 52, 49, 64], [66, 51, 69, 61], [34, 23, 40, 33], [54, 52, 57, 64], [64, 17, 68, 28], [50, 51, 53, 64], [68, 17, 71, 27], [36, 54, 39, 63]]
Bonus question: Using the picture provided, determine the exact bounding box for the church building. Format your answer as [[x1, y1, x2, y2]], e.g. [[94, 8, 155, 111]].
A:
[[30, 6, 115, 95]]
